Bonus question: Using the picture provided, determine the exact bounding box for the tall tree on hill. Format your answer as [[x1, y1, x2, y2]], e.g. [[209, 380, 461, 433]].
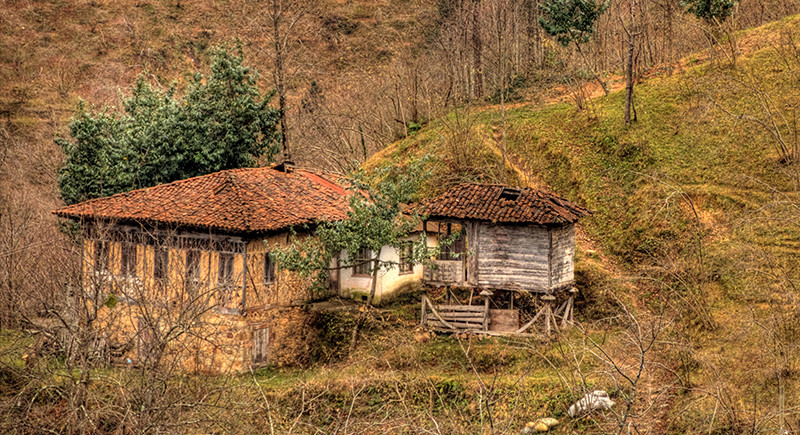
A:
[[56, 47, 280, 205], [682, 0, 740, 65], [682, 0, 738, 22], [472, 0, 484, 100], [538, 0, 610, 95], [265, 0, 310, 161], [623, 0, 639, 125]]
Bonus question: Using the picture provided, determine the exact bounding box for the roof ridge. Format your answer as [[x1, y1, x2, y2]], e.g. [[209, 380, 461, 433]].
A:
[[54, 165, 352, 235]]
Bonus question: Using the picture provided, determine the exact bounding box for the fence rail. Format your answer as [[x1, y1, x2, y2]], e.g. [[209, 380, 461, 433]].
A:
[[421, 295, 488, 331]]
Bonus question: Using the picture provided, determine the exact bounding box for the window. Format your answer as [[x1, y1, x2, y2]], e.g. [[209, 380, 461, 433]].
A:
[[399, 243, 413, 274], [185, 250, 201, 283], [120, 242, 138, 277], [94, 240, 109, 273], [353, 247, 372, 276], [153, 248, 169, 281], [264, 253, 276, 284], [438, 223, 465, 260], [218, 253, 234, 286], [251, 327, 269, 366]]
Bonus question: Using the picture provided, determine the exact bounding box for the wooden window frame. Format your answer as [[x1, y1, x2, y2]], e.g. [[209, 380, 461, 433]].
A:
[[94, 240, 109, 273], [120, 242, 138, 278], [184, 249, 202, 290], [352, 247, 372, 277], [398, 243, 414, 275], [218, 252, 235, 286], [264, 252, 276, 285], [153, 247, 169, 280]]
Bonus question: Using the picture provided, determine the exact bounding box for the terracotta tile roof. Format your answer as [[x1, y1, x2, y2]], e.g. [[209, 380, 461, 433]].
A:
[[423, 183, 589, 225], [54, 167, 351, 235]]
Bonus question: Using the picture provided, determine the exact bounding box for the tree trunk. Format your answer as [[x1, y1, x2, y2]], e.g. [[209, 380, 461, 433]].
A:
[[575, 43, 608, 96], [625, 0, 637, 125], [472, 0, 483, 100], [497, 3, 507, 184], [272, 0, 290, 160], [349, 249, 381, 353]]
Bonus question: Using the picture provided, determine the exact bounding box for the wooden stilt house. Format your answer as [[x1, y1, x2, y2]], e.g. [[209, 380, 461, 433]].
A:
[[420, 183, 590, 334]]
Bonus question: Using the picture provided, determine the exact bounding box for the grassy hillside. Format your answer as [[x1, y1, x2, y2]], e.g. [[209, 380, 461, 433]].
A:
[[368, 14, 800, 433], [4, 7, 800, 434]]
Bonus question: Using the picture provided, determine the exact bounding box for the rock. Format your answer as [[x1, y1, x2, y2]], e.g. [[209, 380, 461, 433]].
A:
[[568, 390, 615, 418], [521, 418, 559, 433], [538, 418, 559, 428], [533, 421, 549, 432], [413, 330, 430, 343]]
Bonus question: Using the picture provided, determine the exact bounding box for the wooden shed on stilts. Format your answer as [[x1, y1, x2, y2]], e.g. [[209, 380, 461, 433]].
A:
[[419, 183, 590, 335]]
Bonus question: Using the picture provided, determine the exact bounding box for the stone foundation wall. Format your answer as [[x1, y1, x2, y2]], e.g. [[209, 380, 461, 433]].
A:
[[96, 302, 319, 373]]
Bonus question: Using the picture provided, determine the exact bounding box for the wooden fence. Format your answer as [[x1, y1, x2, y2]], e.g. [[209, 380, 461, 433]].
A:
[[420, 295, 488, 331]]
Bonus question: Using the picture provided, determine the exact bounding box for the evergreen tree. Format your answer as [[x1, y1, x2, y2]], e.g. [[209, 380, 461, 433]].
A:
[[538, 0, 610, 95], [538, 0, 609, 47], [682, 0, 738, 22], [57, 47, 280, 205]]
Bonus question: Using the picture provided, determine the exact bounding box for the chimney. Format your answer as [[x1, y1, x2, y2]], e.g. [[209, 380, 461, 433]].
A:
[[273, 160, 295, 173]]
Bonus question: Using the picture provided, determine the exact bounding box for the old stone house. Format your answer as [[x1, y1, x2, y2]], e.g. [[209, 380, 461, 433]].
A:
[[54, 163, 431, 371]]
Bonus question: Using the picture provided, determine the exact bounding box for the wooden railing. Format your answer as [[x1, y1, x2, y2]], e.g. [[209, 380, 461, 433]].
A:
[[420, 295, 488, 331]]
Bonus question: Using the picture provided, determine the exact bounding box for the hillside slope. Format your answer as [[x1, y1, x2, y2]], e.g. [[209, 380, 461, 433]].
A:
[[370, 15, 800, 433], [3, 4, 800, 433]]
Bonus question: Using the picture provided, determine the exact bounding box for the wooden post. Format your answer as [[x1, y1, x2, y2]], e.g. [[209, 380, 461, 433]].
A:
[[560, 296, 573, 329], [240, 243, 248, 315], [483, 297, 490, 331], [421, 296, 428, 326], [541, 294, 556, 335], [480, 289, 493, 331], [564, 287, 579, 329]]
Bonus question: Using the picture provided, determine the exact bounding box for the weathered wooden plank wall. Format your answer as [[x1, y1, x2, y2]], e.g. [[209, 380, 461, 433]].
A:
[[548, 224, 575, 288], [423, 260, 464, 285], [476, 223, 550, 291]]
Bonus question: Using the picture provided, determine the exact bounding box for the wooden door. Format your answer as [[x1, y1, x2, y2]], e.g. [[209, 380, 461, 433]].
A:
[[251, 327, 269, 366]]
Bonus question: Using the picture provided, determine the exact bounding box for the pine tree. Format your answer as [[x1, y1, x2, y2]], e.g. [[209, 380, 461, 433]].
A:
[[57, 46, 280, 205]]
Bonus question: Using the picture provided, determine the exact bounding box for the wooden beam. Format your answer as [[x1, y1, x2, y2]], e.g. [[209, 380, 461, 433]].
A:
[[424, 296, 457, 330], [516, 306, 545, 333], [420, 296, 427, 326], [483, 296, 490, 331]]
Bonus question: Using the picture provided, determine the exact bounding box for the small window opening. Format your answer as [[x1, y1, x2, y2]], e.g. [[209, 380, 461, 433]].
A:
[[499, 187, 521, 201], [264, 252, 276, 284], [154, 247, 169, 281], [218, 253, 235, 286], [399, 243, 414, 274], [121, 242, 138, 277], [94, 240, 109, 273], [353, 247, 372, 276], [185, 249, 202, 288], [438, 223, 465, 261]]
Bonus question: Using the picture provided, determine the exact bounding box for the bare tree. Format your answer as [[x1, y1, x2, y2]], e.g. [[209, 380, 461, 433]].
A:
[[622, 0, 639, 125], [264, 0, 312, 160]]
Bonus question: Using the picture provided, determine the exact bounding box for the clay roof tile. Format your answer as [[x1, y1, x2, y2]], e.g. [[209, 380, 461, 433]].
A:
[[423, 183, 589, 225], [54, 166, 351, 235]]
